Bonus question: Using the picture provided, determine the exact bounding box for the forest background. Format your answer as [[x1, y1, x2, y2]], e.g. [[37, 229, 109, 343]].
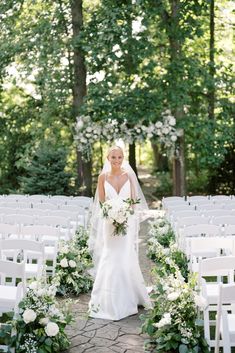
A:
[[0, 0, 234, 197]]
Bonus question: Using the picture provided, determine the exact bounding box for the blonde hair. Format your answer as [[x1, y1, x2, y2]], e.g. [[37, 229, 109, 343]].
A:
[[107, 145, 124, 157]]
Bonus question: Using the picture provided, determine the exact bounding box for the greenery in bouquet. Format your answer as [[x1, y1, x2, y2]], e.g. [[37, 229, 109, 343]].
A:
[[148, 216, 175, 248], [141, 272, 209, 353], [100, 197, 140, 236], [54, 226, 93, 296], [3, 280, 73, 353]]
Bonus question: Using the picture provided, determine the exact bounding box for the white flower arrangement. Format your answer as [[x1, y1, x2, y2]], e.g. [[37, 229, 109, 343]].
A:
[[100, 197, 139, 236], [141, 214, 209, 353], [4, 279, 73, 353], [54, 226, 93, 296], [141, 272, 209, 353], [75, 110, 180, 161]]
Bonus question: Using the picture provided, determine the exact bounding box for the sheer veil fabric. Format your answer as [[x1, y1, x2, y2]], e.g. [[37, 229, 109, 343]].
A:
[[88, 159, 149, 276]]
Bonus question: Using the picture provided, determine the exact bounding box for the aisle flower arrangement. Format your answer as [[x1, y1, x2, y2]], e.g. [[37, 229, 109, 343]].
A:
[[54, 226, 93, 296], [147, 217, 189, 279], [141, 272, 209, 353], [142, 215, 209, 353], [3, 280, 73, 353]]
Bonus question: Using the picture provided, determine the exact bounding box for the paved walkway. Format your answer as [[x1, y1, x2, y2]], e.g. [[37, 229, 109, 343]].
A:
[[64, 217, 156, 353]]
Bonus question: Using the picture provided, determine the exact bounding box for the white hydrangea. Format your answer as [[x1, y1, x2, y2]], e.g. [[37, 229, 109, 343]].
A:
[[167, 292, 180, 301], [154, 313, 172, 328]]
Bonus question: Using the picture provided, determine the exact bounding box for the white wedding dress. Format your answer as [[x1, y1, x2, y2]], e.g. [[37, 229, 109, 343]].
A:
[[89, 178, 151, 321]]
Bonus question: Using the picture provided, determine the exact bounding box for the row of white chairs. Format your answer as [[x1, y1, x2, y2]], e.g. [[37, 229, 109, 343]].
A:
[[177, 224, 235, 251], [0, 210, 86, 228], [0, 199, 91, 209], [197, 255, 235, 351], [163, 195, 234, 204], [0, 194, 92, 203], [0, 223, 68, 241]]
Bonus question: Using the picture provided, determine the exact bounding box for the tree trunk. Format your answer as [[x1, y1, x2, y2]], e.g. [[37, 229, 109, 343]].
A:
[[208, 0, 215, 120], [151, 142, 169, 172], [172, 132, 186, 196], [71, 0, 92, 196], [169, 0, 186, 196]]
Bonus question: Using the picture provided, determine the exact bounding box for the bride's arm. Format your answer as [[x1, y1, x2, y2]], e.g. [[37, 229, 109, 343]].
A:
[[98, 173, 105, 203], [129, 173, 137, 202]]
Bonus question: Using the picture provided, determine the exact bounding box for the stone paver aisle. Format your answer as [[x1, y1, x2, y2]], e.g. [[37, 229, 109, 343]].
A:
[[64, 217, 157, 353]]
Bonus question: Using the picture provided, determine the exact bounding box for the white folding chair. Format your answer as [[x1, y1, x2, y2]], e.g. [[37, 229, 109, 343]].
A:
[[174, 216, 210, 233], [32, 202, 58, 210], [223, 202, 235, 210], [66, 197, 93, 210], [0, 239, 45, 280], [188, 196, 209, 202], [211, 216, 235, 226], [199, 256, 235, 347], [224, 225, 235, 237], [59, 205, 88, 227], [188, 237, 234, 272], [20, 225, 59, 275], [28, 195, 49, 202], [0, 259, 26, 314], [215, 283, 235, 353], [162, 196, 185, 206], [35, 216, 70, 236], [50, 210, 85, 228], [201, 209, 231, 217], [179, 224, 221, 250], [2, 214, 35, 228], [0, 223, 20, 240], [212, 195, 232, 202]]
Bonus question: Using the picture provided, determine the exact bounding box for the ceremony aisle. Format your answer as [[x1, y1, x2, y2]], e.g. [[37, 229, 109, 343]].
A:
[[64, 216, 156, 353]]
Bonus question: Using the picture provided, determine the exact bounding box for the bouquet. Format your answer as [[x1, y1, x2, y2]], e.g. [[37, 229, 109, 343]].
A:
[[100, 197, 140, 236]]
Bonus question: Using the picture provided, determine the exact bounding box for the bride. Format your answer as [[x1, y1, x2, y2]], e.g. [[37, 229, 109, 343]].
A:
[[88, 145, 151, 321]]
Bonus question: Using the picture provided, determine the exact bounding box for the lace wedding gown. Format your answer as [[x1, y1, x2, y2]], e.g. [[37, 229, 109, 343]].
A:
[[89, 178, 151, 321]]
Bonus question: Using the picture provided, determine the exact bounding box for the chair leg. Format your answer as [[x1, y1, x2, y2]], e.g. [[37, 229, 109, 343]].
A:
[[204, 308, 211, 343]]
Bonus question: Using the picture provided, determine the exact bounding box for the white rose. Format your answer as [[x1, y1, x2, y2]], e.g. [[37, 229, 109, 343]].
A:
[[29, 281, 38, 290], [39, 317, 50, 326], [155, 121, 163, 128], [115, 215, 126, 223], [171, 135, 177, 142], [81, 137, 87, 144], [45, 322, 59, 337], [76, 120, 83, 130], [147, 133, 153, 139], [23, 309, 37, 324], [167, 292, 180, 301], [60, 258, 68, 268], [169, 117, 176, 126], [164, 109, 171, 115], [69, 260, 76, 268], [61, 245, 69, 254], [86, 126, 92, 133], [85, 133, 91, 138], [162, 127, 170, 134], [156, 130, 162, 136], [37, 289, 45, 296]]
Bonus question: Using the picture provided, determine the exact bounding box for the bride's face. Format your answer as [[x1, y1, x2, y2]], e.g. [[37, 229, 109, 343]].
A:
[[108, 149, 124, 169]]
